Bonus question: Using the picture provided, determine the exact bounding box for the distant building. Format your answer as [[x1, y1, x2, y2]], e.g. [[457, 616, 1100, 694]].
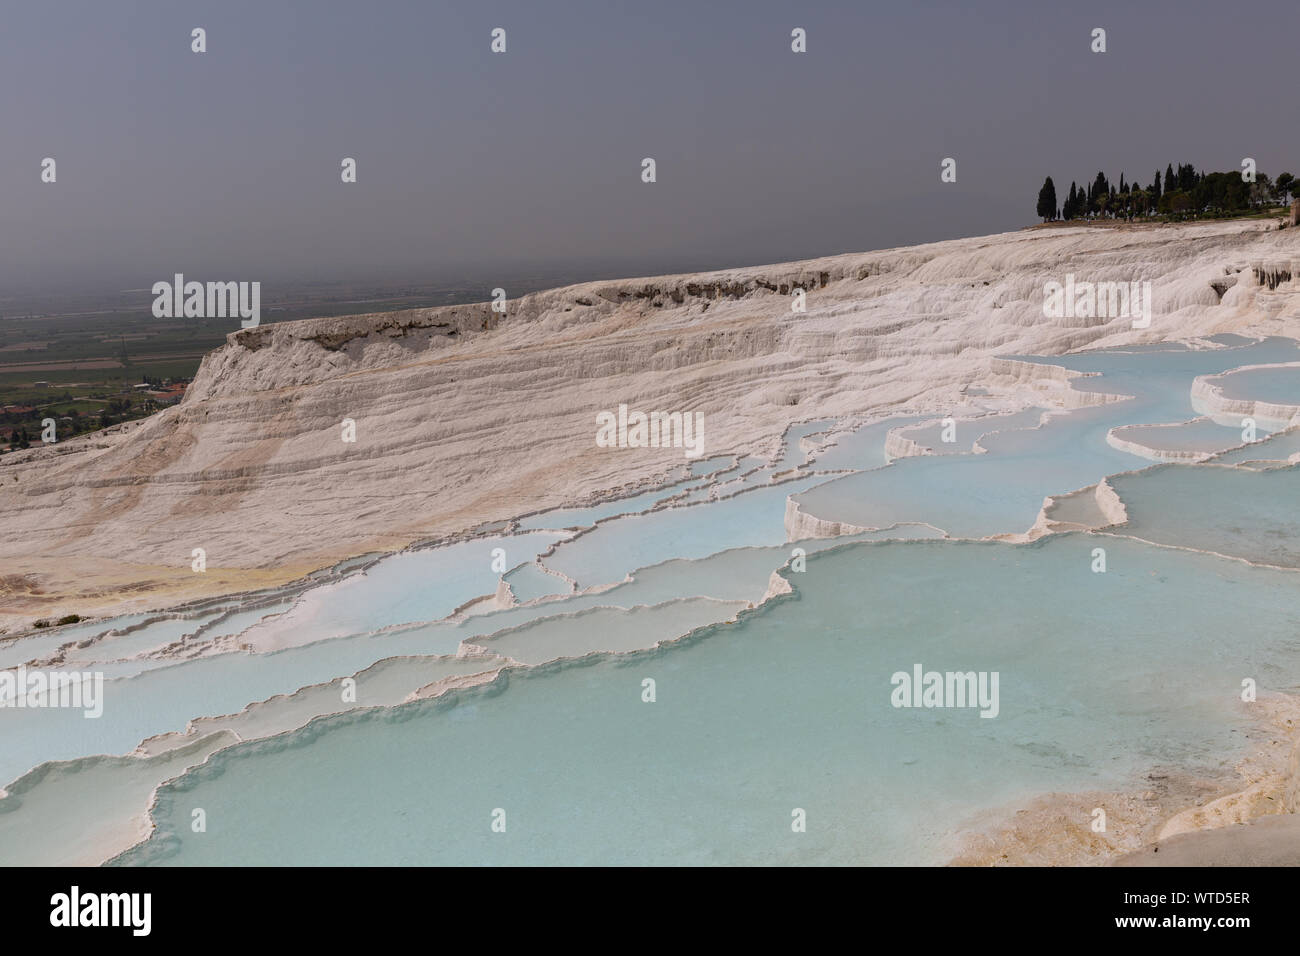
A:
[[1290, 199, 1300, 227], [141, 382, 187, 405], [32, 381, 48, 388]]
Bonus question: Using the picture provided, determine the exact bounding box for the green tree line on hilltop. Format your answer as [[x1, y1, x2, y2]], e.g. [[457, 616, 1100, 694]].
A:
[[1036, 164, 1295, 223]]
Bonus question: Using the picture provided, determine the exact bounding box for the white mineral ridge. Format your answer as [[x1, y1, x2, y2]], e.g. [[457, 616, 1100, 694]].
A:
[[3, 220, 1298, 625]]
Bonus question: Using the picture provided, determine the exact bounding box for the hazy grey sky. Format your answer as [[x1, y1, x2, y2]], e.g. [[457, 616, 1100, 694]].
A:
[[2, 0, 1297, 291]]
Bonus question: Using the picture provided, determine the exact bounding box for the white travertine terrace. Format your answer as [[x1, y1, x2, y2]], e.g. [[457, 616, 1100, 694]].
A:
[[1191, 362, 1300, 425], [1106, 420, 1222, 462], [0, 220, 1299, 869], [2, 219, 1299, 630], [783, 494, 873, 541]]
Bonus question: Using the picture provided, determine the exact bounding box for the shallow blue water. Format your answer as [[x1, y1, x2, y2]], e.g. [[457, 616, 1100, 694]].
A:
[[115, 535, 1300, 866], [1216, 365, 1300, 405], [796, 339, 1300, 537], [3, 336, 1298, 867]]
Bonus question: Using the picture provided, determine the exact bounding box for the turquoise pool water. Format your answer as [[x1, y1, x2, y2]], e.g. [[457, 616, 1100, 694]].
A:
[[114, 535, 1300, 866], [1216, 365, 1300, 405], [1, 335, 1296, 867]]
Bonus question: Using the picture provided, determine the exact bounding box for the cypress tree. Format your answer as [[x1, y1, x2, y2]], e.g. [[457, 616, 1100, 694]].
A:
[[1091, 172, 1108, 215], [1036, 176, 1058, 221]]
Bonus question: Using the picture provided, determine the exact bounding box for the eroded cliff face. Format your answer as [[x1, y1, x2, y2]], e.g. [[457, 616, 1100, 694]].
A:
[[2, 219, 1298, 625]]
